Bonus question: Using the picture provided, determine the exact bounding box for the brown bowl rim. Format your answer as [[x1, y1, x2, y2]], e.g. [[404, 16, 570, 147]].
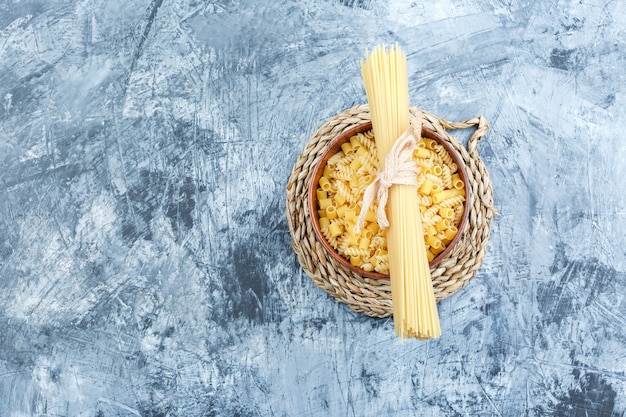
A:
[[308, 121, 471, 279]]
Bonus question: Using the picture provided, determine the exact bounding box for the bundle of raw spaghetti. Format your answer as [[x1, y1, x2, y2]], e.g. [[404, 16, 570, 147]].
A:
[[360, 45, 441, 339]]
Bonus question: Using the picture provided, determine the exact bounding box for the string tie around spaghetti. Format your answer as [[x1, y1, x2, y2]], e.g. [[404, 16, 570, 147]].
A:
[[355, 120, 421, 233]]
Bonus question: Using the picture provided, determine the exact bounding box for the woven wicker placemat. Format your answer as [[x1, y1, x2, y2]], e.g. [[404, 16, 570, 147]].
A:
[[286, 104, 496, 318]]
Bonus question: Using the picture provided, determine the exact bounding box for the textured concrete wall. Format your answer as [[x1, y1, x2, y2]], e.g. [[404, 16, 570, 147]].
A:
[[0, 0, 624, 415]]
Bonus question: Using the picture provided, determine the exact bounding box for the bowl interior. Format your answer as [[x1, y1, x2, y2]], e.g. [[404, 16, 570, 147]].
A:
[[308, 121, 471, 279]]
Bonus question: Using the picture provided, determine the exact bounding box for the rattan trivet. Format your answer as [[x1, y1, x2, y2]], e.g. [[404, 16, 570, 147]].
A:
[[286, 104, 496, 318]]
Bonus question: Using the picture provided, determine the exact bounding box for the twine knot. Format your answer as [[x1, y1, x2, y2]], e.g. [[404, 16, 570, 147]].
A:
[[355, 120, 421, 233]]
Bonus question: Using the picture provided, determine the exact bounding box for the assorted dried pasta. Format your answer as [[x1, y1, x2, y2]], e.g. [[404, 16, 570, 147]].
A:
[[315, 45, 464, 339], [315, 129, 466, 274]]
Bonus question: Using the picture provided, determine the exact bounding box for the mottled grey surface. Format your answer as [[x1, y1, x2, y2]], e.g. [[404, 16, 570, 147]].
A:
[[0, 0, 625, 415]]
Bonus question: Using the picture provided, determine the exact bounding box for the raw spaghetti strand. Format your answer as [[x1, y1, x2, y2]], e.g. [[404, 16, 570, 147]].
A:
[[360, 45, 441, 339]]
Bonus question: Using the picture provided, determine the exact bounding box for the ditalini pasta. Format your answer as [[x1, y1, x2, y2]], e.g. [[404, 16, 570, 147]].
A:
[[364, 45, 438, 339]]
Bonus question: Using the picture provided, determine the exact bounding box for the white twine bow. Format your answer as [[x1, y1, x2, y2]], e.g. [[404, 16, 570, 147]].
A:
[[355, 120, 421, 233]]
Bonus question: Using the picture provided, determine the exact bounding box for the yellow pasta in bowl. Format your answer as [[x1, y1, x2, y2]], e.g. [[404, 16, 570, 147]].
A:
[[308, 121, 470, 279]]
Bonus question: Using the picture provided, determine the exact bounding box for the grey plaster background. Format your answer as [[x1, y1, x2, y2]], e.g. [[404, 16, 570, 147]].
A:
[[1, 0, 625, 415]]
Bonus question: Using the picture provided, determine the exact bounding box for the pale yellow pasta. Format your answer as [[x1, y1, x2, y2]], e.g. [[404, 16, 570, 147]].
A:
[[414, 157, 434, 171], [319, 198, 332, 210], [432, 188, 465, 204], [441, 164, 452, 189], [342, 234, 358, 248], [438, 207, 454, 219], [423, 138, 437, 149], [360, 228, 373, 240], [316, 47, 465, 341], [335, 205, 350, 220], [357, 152, 378, 175], [365, 221, 379, 235], [425, 234, 443, 251], [349, 158, 362, 172], [331, 165, 353, 181], [435, 218, 450, 232], [319, 216, 330, 229], [362, 263, 375, 272], [419, 194, 433, 207], [341, 142, 354, 155], [349, 135, 362, 150], [422, 206, 440, 223], [361, 45, 441, 340], [334, 180, 356, 205], [316, 189, 327, 201], [370, 235, 386, 250], [342, 246, 370, 258], [451, 173, 464, 190], [317, 125, 466, 277], [425, 173, 444, 187], [425, 148, 444, 165], [443, 225, 458, 241], [374, 262, 389, 275], [326, 151, 345, 166], [328, 222, 343, 238], [423, 224, 437, 238], [324, 205, 337, 219], [435, 144, 454, 167], [413, 147, 430, 159], [419, 179, 435, 195], [372, 254, 389, 273], [344, 208, 357, 223], [453, 204, 464, 223], [356, 132, 376, 154], [438, 195, 465, 208], [319, 176, 331, 191], [320, 226, 339, 248], [357, 174, 374, 191]]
